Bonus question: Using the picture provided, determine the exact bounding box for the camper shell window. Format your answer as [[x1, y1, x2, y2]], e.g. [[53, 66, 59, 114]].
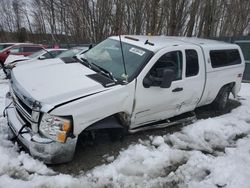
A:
[[210, 49, 241, 68]]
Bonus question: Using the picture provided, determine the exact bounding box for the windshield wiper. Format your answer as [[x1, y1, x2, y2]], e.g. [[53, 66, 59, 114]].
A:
[[80, 57, 92, 68], [80, 58, 116, 82], [91, 62, 116, 82]]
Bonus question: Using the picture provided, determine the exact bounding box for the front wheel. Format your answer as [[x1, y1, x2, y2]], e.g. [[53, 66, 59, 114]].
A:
[[212, 86, 231, 112]]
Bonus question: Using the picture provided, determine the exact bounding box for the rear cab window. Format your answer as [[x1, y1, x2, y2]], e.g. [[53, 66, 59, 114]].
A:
[[185, 49, 199, 77], [210, 49, 241, 68]]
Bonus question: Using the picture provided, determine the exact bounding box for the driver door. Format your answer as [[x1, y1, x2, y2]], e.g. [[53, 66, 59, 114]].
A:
[[132, 47, 186, 127]]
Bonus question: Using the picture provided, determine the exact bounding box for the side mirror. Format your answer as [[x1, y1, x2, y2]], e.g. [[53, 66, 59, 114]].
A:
[[160, 68, 174, 88], [142, 77, 152, 88], [6, 50, 10, 55], [143, 68, 174, 88]]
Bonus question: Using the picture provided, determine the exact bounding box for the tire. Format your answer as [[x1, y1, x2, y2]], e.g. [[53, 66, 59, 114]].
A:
[[108, 128, 125, 142], [212, 86, 231, 111]]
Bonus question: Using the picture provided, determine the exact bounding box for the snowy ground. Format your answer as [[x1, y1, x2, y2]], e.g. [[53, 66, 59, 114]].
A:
[[0, 69, 250, 188]]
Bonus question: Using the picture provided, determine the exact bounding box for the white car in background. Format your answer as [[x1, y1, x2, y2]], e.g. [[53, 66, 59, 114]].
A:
[[5, 48, 68, 66], [56, 46, 89, 59]]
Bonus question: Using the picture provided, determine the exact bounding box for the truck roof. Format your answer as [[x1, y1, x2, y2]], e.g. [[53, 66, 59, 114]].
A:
[[110, 35, 238, 52]]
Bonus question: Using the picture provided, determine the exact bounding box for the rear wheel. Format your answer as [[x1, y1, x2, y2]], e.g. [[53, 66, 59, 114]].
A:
[[212, 86, 231, 112]]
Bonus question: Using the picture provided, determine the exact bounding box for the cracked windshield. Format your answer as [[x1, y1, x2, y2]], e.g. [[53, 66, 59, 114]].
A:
[[83, 39, 152, 80]]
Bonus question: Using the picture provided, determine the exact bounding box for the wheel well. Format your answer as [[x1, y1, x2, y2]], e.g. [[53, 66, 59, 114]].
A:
[[77, 113, 130, 143], [211, 82, 235, 111], [221, 82, 235, 93], [83, 112, 130, 132], [214, 82, 235, 100]]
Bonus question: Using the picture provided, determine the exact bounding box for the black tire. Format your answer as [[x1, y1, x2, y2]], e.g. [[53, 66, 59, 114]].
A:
[[212, 86, 231, 111], [108, 128, 125, 142]]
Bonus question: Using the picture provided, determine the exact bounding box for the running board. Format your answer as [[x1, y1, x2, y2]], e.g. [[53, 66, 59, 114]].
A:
[[129, 111, 197, 133]]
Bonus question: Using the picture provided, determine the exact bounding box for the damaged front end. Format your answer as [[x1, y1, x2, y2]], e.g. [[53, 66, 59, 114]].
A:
[[4, 76, 77, 164]]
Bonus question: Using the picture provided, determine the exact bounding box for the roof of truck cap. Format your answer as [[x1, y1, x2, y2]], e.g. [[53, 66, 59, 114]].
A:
[[110, 35, 237, 52]]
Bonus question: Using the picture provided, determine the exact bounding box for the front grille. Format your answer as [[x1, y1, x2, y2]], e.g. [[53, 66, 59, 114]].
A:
[[11, 89, 34, 123], [10, 77, 40, 130], [16, 108, 31, 128], [15, 95, 32, 115]]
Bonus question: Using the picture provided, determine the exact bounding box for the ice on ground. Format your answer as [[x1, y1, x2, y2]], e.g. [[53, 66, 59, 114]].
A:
[[0, 82, 250, 188], [151, 135, 165, 147]]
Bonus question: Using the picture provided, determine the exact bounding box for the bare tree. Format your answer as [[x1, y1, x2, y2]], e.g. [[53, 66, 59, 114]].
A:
[[1, 0, 250, 43]]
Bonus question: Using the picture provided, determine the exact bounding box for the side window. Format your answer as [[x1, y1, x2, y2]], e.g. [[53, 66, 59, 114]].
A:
[[9, 47, 21, 53], [51, 50, 63, 57], [210, 49, 241, 68], [43, 51, 66, 58], [185, 49, 199, 77], [150, 51, 183, 80], [23, 47, 42, 52], [43, 52, 55, 58]]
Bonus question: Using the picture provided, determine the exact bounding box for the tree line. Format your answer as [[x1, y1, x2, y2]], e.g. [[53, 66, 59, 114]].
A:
[[0, 0, 250, 43]]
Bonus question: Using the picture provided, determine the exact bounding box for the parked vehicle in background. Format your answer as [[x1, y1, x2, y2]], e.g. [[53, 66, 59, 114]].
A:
[[0, 43, 16, 51], [3, 48, 68, 78], [0, 43, 44, 65], [56, 46, 89, 58], [5, 36, 245, 164], [0, 43, 25, 69], [5, 48, 68, 65]]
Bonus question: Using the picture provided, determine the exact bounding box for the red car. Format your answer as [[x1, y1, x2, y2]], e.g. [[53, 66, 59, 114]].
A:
[[0, 43, 44, 66], [0, 43, 16, 51]]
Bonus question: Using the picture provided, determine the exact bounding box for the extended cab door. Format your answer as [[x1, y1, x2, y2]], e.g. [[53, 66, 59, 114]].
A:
[[132, 45, 205, 128]]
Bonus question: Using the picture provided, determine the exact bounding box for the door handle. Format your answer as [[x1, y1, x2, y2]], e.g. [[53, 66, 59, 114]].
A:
[[172, 87, 183, 92]]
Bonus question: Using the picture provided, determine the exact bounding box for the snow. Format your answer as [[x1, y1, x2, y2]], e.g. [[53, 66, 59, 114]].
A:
[[1, 68, 250, 188]]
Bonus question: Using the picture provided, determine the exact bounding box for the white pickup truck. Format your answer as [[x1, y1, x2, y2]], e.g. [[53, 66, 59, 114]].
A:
[[5, 36, 245, 164]]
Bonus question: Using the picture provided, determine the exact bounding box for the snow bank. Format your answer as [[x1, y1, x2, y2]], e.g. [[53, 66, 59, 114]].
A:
[[0, 80, 250, 188]]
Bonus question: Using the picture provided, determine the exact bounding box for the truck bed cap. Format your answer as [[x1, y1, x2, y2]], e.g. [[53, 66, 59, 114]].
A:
[[110, 35, 237, 52]]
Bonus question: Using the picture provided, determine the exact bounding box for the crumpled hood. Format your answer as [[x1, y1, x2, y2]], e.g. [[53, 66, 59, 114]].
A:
[[11, 58, 106, 107]]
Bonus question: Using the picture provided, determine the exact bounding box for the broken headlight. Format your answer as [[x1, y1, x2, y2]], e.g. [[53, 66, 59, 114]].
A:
[[39, 113, 73, 143]]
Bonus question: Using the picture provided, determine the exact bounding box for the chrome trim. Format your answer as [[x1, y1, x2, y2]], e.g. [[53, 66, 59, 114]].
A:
[[31, 111, 40, 122], [9, 73, 40, 133], [6, 97, 77, 164], [10, 87, 33, 122]]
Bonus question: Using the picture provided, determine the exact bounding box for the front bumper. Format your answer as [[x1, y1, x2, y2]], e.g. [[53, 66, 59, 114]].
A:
[[5, 92, 77, 164]]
